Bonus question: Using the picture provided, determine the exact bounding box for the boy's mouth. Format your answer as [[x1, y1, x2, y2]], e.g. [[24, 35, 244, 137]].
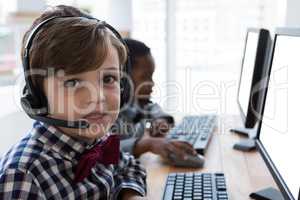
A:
[[83, 112, 110, 124]]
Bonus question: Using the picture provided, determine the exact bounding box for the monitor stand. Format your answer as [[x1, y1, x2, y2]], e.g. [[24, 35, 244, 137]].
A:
[[230, 127, 253, 137], [249, 187, 284, 200], [233, 138, 256, 151], [230, 123, 258, 151]]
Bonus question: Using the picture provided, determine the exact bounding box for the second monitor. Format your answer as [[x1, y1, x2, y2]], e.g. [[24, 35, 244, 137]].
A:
[[231, 28, 271, 141]]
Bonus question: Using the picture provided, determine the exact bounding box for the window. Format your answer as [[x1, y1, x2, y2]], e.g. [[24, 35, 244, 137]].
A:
[[0, 0, 286, 115], [131, 0, 167, 104], [0, 26, 16, 84], [132, 0, 284, 115], [0, 0, 17, 85]]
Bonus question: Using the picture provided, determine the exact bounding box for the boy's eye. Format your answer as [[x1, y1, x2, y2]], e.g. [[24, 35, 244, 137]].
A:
[[103, 75, 118, 84], [63, 79, 80, 88]]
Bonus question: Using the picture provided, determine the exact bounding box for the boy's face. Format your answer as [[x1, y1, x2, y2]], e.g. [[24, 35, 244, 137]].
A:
[[43, 46, 121, 142], [131, 54, 155, 106]]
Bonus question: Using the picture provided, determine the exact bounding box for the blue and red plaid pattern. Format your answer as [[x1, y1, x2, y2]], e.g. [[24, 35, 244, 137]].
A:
[[0, 121, 146, 199]]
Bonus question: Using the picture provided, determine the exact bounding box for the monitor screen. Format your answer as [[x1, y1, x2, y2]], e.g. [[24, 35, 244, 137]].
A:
[[259, 33, 300, 199], [238, 32, 259, 118]]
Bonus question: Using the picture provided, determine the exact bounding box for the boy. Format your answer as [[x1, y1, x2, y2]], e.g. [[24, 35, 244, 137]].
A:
[[117, 39, 197, 160], [0, 6, 146, 199]]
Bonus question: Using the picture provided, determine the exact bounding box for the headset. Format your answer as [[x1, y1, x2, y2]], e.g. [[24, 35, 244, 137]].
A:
[[21, 16, 132, 129]]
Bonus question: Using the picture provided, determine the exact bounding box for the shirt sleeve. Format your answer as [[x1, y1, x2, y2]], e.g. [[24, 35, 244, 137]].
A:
[[120, 121, 146, 155], [0, 168, 45, 200], [113, 152, 147, 199], [120, 138, 139, 154], [116, 113, 146, 155]]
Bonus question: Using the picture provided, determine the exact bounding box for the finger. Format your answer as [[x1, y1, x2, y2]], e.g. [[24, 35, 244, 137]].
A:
[[165, 143, 186, 160], [152, 132, 165, 137], [171, 140, 194, 148], [155, 128, 169, 137], [157, 122, 171, 134], [151, 124, 169, 137], [159, 124, 170, 133], [172, 141, 197, 155], [160, 145, 171, 159]]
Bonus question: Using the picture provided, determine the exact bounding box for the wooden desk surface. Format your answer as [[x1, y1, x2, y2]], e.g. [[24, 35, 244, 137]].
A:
[[139, 115, 278, 200]]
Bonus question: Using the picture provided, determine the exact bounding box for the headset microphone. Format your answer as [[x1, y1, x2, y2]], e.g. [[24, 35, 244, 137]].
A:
[[28, 114, 89, 129], [20, 91, 90, 129]]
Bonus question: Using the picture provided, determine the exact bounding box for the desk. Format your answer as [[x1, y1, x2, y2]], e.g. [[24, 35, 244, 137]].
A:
[[139, 115, 278, 200]]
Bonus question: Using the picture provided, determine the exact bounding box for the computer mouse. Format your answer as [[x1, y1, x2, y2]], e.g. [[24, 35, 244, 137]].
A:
[[168, 152, 205, 168]]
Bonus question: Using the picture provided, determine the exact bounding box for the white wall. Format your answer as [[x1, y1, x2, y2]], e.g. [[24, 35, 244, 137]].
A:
[[0, 86, 32, 156], [107, 0, 132, 32], [0, 111, 33, 156], [285, 0, 300, 27]]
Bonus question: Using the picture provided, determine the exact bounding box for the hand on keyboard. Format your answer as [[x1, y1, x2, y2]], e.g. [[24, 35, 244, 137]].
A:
[[167, 115, 217, 154], [148, 138, 197, 160]]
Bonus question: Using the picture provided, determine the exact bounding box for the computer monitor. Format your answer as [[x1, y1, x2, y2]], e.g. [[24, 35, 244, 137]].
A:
[[236, 28, 271, 129], [255, 28, 300, 200]]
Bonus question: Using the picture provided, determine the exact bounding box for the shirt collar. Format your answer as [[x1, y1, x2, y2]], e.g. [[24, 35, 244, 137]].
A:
[[31, 121, 105, 161]]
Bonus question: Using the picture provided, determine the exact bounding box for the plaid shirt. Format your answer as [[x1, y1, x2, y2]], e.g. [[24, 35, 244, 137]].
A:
[[0, 121, 146, 199]]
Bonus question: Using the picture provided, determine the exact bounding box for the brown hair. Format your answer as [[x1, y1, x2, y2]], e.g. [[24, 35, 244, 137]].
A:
[[21, 5, 127, 92]]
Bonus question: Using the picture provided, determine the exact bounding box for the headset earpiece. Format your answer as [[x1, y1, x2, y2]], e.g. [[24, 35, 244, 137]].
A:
[[21, 86, 48, 116], [120, 57, 133, 108]]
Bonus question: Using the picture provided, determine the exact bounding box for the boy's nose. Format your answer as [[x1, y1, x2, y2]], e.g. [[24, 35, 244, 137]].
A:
[[96, 86, 106, 103], [87, 82, 106, 103], [87, 92, 106, 111]]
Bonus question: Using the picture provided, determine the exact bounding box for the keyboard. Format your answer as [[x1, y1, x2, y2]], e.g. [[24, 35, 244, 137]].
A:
[[167, 115, 217, 154], [162, 172, 229, 200]]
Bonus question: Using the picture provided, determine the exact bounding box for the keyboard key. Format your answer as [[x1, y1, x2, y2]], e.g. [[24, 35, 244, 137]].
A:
[[194, 192, 202, 196], [174, 188, 183, 192], [217, 191, 228, 195], [184, 194, 192, 198], [217, 185, 227, 191], [218, 194, 228, 198], [194, 189, 202, 193], [204, 193, 212, 197], [193, 196, 202, 200], [173, 196, 182, 200], [185, 187, 193, 191]]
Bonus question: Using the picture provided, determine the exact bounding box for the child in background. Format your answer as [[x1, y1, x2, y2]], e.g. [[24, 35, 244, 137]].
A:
[[0, 5, 146, 199], [116, 38, 197, 160]]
